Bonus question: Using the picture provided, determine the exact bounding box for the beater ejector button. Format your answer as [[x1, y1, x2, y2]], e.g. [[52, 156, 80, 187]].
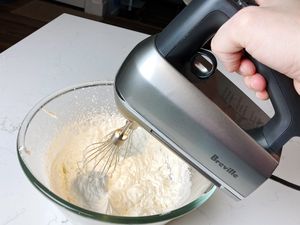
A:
[[191, 49, 217, 79]]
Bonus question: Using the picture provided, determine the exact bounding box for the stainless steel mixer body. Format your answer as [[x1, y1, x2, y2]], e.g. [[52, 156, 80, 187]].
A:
[[114, 37, 278, 200], [114, 0, 300, 200]]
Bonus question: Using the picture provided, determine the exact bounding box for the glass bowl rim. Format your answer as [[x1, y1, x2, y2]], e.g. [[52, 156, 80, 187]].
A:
[[17, 81, 216, 224]]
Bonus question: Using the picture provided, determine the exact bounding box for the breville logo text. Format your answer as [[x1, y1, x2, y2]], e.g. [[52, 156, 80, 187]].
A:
[[211, 154, 239, 178]]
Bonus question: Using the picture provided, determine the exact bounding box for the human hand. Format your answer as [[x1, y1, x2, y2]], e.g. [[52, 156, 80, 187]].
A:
[[211, 0, 300, 100]]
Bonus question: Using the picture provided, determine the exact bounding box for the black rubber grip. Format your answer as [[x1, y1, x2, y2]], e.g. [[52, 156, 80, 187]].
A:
[[155, 0, 300, 153]]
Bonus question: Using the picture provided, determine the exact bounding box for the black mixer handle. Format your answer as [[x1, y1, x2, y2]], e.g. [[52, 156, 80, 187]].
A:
[[155, 0, 300, 154]]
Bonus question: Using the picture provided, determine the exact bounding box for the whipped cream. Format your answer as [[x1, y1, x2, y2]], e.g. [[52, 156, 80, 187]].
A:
[[48, 114, 194, 216]]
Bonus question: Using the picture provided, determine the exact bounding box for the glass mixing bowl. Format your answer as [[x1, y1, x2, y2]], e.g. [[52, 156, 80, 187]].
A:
[[17, 81, 216, 225]]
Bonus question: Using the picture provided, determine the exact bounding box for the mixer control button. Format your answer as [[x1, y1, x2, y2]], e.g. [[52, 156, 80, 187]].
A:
[[191, 49, 217, 79]]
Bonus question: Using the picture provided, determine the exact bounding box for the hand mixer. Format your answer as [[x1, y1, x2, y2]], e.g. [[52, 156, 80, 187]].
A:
[[113, 0, 300, 200]]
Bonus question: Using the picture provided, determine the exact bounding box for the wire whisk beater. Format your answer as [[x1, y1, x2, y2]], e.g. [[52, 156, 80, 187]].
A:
[[80, 120, 136, 176]]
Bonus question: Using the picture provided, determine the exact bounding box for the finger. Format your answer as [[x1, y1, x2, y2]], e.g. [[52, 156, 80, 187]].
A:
[[238, 58, 256, 76], [243, 73, 266, 92], [211, 7, 259, 72], [256, 90, 269, 100], [214, 49, 243, 72], [249, 73, 267, 91]]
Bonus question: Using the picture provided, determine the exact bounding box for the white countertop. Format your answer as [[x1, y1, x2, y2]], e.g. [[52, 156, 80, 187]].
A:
[[1, 14, 300, 225]]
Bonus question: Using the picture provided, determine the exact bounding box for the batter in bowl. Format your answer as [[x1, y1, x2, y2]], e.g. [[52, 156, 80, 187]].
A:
[[48, 114, 208, 216]]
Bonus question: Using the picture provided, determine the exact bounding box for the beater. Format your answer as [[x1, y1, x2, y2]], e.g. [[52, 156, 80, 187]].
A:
[[80, 120, 136, 176]]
